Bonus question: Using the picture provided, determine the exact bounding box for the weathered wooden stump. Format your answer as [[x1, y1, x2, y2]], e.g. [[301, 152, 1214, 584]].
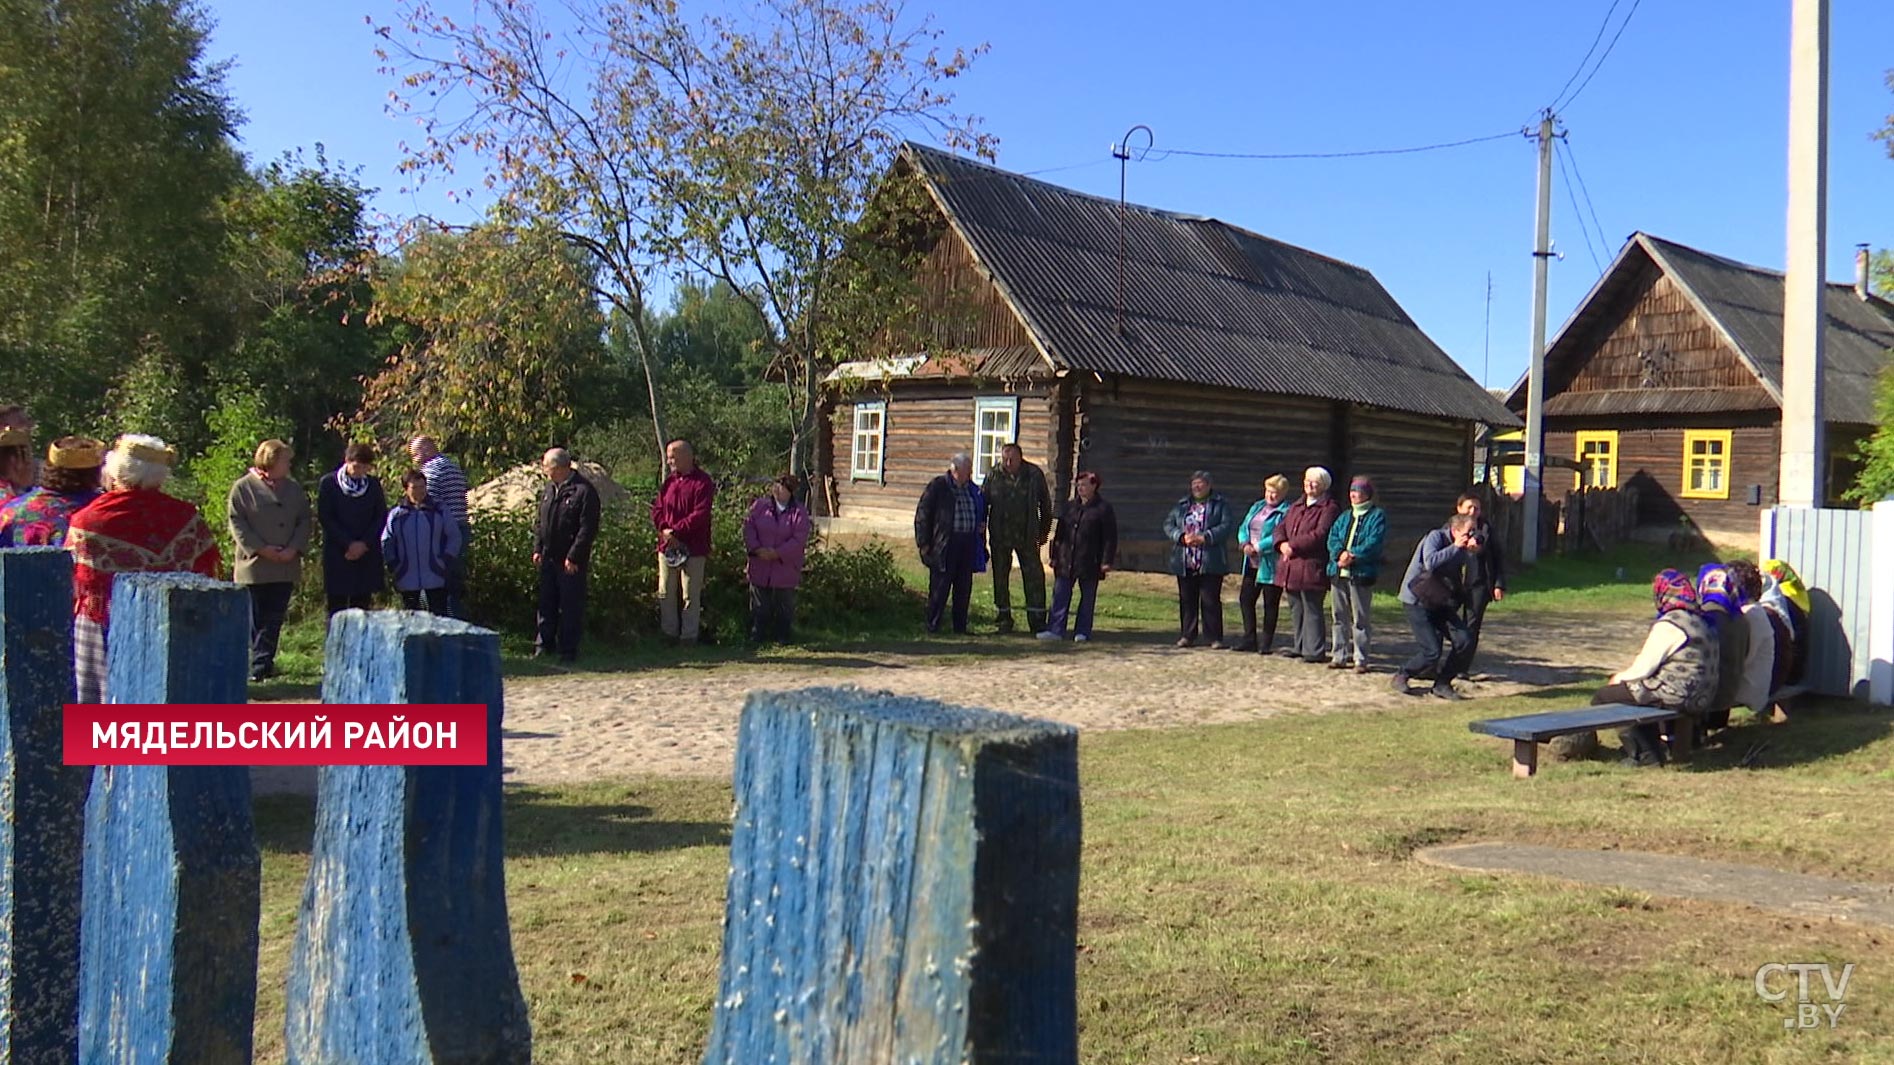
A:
[[285, 610, 529, 1065], [703, 686, 1082, 1065], [0, 547, 87, 1064], [78, 572, 259, 1065]]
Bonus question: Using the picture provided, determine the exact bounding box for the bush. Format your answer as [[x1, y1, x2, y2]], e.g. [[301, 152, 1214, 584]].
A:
[[461, 490, 914, 644]]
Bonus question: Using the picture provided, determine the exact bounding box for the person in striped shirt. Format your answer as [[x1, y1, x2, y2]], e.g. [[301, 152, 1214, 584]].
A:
[[408, 435, 472, 618]]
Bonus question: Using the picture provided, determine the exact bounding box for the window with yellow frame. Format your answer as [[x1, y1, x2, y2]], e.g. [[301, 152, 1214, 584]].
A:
[[1681, 429, 1733, 499], [1574, 431, 1617, 490]]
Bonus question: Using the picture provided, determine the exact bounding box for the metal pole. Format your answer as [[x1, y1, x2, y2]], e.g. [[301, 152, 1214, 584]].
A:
[[1521, 111, 1555, 564], [1779, 0, 1829, 508], [1112, 126, 1152, 338]]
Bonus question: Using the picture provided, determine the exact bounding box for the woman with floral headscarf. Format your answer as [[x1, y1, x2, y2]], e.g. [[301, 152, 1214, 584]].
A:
[[1695, 563, 1748, 732], [1588, 569, 1721, 767]]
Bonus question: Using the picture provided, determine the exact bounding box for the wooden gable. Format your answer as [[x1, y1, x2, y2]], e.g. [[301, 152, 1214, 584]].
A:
[[1556, 264, 1761, 397], [911, 215, 1040, 355]]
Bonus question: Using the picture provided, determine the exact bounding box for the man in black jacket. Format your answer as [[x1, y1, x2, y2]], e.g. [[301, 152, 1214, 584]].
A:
[[532, 448, 601, 663], [915, 453, 982, 635]]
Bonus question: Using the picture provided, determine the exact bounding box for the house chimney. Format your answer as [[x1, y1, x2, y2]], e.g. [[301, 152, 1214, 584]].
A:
[[1857, 243, 1873, 300]]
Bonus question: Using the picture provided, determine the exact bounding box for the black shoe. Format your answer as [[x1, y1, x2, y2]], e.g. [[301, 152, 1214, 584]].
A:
[[1229, 638, 1256, 652], [1428, 686, 1467, 701], [995, 616, 1015, 634], [1390, 672, 1412, 694]]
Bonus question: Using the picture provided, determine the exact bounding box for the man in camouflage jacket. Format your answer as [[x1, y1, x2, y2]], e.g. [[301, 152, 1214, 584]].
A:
[[984, 443, 1055, 633]]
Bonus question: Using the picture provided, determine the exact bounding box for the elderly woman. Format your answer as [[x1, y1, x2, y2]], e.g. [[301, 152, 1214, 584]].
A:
[[1272, 466, 1341, 662], [1231, 474, 1292, 653], [64, 435, 221, 704], [0, 436, 104, 546], [1039, 471, 1118, 643], [0, 422, 32, 502], [229, 439, 312, 682], [1325, 476, 1387, 672], [1725, 560, 1783, 721], [317, 441, 388, 615], [742, 473, 812, 643], [1593, 569, 1721, 767], [1163, 470, 1233, 648], [1695, 563, 1747, 732]]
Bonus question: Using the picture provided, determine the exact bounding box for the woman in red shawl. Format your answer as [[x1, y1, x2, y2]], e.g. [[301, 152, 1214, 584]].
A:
[[63, 434, 220, 704]]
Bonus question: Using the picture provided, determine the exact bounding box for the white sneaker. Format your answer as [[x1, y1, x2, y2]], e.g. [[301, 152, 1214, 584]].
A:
[[1074, 634, 1090, 643], [1035, 631, 1060, 641]]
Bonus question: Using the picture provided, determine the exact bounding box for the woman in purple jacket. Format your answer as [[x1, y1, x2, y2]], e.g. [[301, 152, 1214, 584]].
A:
[[742, 473, 813, 643]]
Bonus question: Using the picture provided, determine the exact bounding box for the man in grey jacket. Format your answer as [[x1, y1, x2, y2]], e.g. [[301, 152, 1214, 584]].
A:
[[1391, 513, 1477, 700]]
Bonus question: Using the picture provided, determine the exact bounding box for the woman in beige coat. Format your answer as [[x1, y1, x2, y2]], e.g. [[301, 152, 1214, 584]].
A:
[[229, 439, 311, 682]]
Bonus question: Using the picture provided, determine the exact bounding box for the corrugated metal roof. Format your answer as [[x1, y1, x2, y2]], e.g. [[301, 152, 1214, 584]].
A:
[[904, 144, 1519, 427], [1507, 233, 1894, 426], [1544, 386, 1778, 417]]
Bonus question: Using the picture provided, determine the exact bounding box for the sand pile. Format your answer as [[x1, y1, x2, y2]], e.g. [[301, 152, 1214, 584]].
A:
[[467, 461, 631, 514]]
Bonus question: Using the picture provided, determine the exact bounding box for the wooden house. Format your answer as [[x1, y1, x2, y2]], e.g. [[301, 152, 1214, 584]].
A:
[[1501, 233, 1894, 541], [815, 144, 1519, 571]]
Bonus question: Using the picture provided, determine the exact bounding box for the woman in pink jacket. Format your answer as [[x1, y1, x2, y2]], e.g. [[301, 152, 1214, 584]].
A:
[[742, 473, 813, 643]]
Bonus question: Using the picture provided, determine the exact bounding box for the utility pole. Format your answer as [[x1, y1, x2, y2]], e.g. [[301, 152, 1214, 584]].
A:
[[1779, 0, 1828, 508], [1521, 110, 1556, 564]]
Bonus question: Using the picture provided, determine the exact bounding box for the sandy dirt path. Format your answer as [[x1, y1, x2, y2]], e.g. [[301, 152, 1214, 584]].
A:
[[491, 610, 1645, 786]]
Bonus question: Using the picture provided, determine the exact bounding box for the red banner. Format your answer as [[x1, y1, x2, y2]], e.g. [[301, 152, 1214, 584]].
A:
[[63, 704, 490, 766]]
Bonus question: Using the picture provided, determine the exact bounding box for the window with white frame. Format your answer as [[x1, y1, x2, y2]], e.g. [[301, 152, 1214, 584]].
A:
[[973, 396, 1018, 483], [851, 402, 885, 481]]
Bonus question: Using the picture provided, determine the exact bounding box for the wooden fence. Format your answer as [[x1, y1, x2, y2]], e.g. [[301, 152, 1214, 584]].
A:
[[0, 546, 1082, 1063], [1474, 485, 1639, 561]]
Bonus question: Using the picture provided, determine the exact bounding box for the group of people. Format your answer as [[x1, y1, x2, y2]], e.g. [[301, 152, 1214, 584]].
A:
[[913, 450, 1509, 696], [1585, 559, 1809, 767], [0, 403, 818, 689]]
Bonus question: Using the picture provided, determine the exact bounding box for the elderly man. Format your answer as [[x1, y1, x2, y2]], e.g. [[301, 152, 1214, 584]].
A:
[[651, 439, 715, 645], [983, 442, 1054, 634], [532, 448, 601, 663], [915, 453, 985, 635], [408, 435, 471, 617]]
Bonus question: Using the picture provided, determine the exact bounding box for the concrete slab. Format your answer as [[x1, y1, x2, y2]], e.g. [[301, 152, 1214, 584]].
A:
[[1418, 841, 1894, 927]]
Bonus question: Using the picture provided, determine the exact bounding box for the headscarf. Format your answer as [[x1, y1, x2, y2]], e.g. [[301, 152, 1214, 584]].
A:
[[1348, 476, 1374, 515], [1652, 568, 1698, 618], [1695, 563, 1740, 622]]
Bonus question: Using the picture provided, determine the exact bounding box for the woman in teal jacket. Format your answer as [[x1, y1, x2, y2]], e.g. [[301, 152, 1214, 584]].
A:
[[1232, 473, 1293, 653], [1324, 476, 1388, 671]]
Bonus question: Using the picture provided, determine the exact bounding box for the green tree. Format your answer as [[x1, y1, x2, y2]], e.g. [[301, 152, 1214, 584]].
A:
[[375, 0, 991, 475], [0, 0, 243, 436], [216, 148, 385, 469], [356, 224, 615, 473]]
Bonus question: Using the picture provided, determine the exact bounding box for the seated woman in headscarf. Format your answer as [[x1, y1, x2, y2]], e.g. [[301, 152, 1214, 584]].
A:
[[1590, 569, 1720, 767], [1759, 559, 1810, 688], [1694, 563, 1747, 733], [1724, 560, 1783, 721], [63, 435, 221, 704]]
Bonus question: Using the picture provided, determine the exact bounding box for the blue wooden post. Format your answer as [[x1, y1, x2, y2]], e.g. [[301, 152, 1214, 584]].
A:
[[703, 687, 1081, 1065], [78, 572, 258, 1065], [0, 547, 88, 1063], [285, 610, 530, 1065]]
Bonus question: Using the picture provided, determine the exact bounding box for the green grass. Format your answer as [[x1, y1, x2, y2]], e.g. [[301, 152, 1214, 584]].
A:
[[248, 691, 1894, 1064]]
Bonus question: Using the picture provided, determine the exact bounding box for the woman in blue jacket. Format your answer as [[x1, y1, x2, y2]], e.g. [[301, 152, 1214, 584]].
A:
[[1231, 474, 1292, 653], [1325, 476, 1387, 672]]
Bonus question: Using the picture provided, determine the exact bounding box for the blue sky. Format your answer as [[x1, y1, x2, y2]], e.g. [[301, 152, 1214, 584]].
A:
[[204, 0, 1894, 392]]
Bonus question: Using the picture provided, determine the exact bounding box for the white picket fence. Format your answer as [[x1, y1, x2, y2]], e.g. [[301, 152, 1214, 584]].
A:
[[1760, 503, 1893, 703]]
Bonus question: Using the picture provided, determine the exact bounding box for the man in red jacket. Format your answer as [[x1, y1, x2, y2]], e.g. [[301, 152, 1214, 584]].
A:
[[651, 438, 716, 644]]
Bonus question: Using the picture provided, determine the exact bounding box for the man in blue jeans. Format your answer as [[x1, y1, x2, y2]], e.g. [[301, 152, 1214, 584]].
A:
[[1391, 513, 1477, 700]]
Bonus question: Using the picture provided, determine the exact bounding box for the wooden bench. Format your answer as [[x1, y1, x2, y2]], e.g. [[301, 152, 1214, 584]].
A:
[[1469, 704, 1683, 778]]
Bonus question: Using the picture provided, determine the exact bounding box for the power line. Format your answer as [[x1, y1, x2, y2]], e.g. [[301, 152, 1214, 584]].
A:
[[1555, 0, 1644, 112], [1554, 138, 1604, 274], [1021, 158, 1115, 177], [1143, 128, 1523, 162], [1546, 0, 1624, 111], [1561, 137, 1614, 261]]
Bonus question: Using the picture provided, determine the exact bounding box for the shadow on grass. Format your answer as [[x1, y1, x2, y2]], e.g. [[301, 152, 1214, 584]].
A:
[[251, 785, 730, 858], [1683, 697, 1894, 774]]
